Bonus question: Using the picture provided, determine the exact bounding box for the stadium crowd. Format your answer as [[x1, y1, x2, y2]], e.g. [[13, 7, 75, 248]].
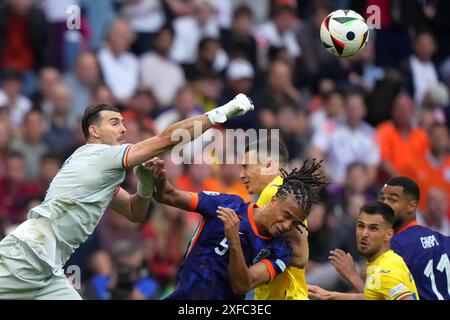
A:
[[0, 0, 449, 299]]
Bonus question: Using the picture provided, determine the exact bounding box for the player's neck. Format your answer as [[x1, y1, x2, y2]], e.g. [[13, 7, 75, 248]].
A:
[[258, 174, 280, 193], [394, 215, 417, 233], [367, 246, 390, 263]]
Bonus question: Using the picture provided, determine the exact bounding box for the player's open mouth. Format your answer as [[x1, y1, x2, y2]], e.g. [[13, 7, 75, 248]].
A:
[[359, 240, 369, 247]]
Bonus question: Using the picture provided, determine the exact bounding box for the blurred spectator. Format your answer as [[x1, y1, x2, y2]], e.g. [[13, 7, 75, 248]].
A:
[[398, 122, 450, 213], [365, 68, 403, 127], [419, 82, 449, 130], [0, 121, 11, 178], [10, 110, 49, 180], [401, 30, 439, 106], [143, 203, 187, 296], [154, 86, 203, 134], [183, 37, 228, 81], [368, 0, 418, 68], [309, 89, 345, 134], [123, 90, 157, 130], [192, 70, 224, 113], [277, 103, 309, 160], [38, 153, 62, 191], [340, 37, 385, 92], [0, 152, 43, 225], [306, 203, 361, 291], [376, 93, 429, 177], [0, 69, 32, 126], [97, 210, 144, 255], [82, 249, 113, 297], [220, 5, 257, 68], [90, 83, 115, 106], [0, 0, 51, 94], [121, 0, 166, 55], [415, 0, 450, 64], [254, 3, 300, 69], [30, 66, 61, 112], [98, 19, 139, 102], [230, 0, 270, 25], [38, 0, 90, 71], [63, 51, 102, 128], [214, 0, 233, 29], [328, 162, 377, 218], [85, 241, 159, 300], [254, 59, 302, 128], [80, 0, 117, 51], [139, 24, 186, 108], [417, 187, 450, 236], [170, 0, 220, 64], [218, 58, 257, 130], [43, 83, 75, 157], [295, 0, 346, 89], [311, 92, 380, 185]]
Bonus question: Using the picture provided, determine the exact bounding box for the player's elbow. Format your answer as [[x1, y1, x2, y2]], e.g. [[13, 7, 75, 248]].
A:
[[125, 210, 147, 223], [231, 282, 250, 295]]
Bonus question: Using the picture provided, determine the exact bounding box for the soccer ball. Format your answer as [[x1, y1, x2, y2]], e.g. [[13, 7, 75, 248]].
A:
[[320, 9, 369, 57]]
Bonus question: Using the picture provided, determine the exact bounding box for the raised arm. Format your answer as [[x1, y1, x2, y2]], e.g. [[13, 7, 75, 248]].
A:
[[285, 227, 309, 269], [148, 158, 193, 210], [109, 157, 194, 222], [218, 207, 276, 295], [329, 249, 365, 293], [308, 285, 364, 300], [126, 94, 253, 167]]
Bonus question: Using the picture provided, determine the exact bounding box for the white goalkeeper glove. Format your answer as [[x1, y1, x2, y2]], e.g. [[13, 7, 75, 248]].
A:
[[205, 93, 254, 125], [133, 164, 156, 199]]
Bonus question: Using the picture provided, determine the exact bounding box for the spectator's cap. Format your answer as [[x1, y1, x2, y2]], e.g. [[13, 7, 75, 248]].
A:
[[226, 59, 254, 80], [1, 69, 22, 82], [429, 83, 449, 108]]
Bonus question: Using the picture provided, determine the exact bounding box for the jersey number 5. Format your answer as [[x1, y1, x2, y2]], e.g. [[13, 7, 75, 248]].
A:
[[214, 237, 229, 256], [424, 253, 450, 300]]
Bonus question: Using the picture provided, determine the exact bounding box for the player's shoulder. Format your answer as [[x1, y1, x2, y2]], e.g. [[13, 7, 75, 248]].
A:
[[199, 191, 246, 206], [393, 225, 450, 252], [79, 143, 126, 152], [382, 250, 408, 268]]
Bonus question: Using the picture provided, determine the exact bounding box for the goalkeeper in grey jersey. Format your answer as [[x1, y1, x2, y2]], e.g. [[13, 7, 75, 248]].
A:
[[0, 94, 253, 299]]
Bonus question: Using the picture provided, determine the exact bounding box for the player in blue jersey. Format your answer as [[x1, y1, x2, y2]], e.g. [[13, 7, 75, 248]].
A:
[[148, 158, 327, 299], [327, 177, 450, 300]]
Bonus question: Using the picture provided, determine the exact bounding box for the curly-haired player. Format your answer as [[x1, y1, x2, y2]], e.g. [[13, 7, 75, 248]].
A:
[[148, 157, 327, 299]]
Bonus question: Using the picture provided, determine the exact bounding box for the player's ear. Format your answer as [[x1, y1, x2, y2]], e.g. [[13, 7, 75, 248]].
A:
[[385, 228, 394, 242], [270, 195, 278, 203], [407, 199, 418, 214], [88, 124, 100, 139]]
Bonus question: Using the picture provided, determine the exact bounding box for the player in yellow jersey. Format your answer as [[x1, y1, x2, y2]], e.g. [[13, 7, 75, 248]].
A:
[[309, 201, 419, 300], [240, 138, 309, 300]]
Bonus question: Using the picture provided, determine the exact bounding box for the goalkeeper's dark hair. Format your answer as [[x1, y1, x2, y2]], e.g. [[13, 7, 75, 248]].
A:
[[81, 104, 120, 139], [276, 159, 329, 215]]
